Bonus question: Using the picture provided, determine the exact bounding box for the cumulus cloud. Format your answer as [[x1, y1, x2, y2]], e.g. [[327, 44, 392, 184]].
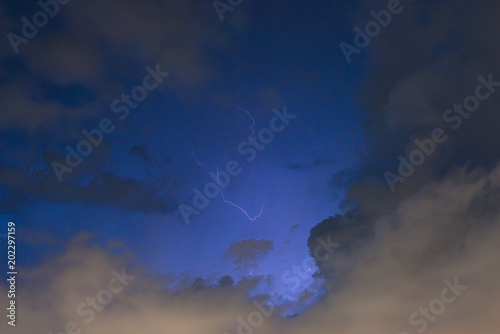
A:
[[2, 164, 500, 334], [307, 163, 500, 333], [2, 0, 500, 332], [303, 2, 500, 330]]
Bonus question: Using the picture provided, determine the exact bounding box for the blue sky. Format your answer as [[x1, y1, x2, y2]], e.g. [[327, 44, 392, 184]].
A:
[[1, 0, 366, 308], [2, 0, 500, 332]]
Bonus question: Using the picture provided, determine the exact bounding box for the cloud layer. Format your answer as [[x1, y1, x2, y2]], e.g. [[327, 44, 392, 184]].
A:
[[3, 163, 500, 333]]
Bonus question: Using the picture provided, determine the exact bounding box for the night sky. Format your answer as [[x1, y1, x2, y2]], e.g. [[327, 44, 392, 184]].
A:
[[1, 0, 500, 333]]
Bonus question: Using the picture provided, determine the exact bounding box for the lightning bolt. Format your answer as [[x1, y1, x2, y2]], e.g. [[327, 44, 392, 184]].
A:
[[210, 106, 264, 220], [191, 106, 265, 221], [215, 166, 265, 221], [234, 105, 256, 138], [191, 149, 203, 167]]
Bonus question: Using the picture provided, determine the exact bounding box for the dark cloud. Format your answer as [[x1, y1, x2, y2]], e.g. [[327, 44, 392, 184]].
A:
[[129, 144, 153, 165], [0, 163, 177, 214], [356, 0, 500, 178], [223, 239, 274, 271], [218, 275, 235, 287], [0, 0, 250, 215], [309, 0, 500, 311], [0, 0, 246, 132], [289, 224, 300, 233], [316, 0, 500, 223], [328, 168, 359, 199]]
